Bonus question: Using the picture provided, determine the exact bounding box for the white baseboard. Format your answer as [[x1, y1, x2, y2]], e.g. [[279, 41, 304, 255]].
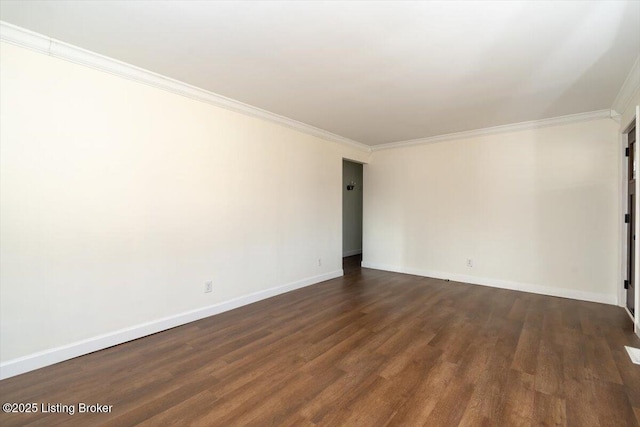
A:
[[342, 249, 362, 257], [361, 262, 617, 305], [0, 270, 343, 380]]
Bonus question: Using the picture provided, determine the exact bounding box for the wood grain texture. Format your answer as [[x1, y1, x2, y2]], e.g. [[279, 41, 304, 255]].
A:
[[1, 256, 639, 426]]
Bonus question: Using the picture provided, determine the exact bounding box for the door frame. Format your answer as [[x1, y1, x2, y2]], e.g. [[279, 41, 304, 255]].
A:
[[620, 109, 640, 336], [621, 118, 635, 318], [341, 157, 366, 263]]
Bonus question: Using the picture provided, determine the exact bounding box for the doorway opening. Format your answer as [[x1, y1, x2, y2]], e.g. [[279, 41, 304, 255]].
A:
[[343, 159, 363, 274]]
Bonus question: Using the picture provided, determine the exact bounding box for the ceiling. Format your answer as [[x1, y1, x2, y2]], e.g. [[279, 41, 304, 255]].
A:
[[1, 0, 638, 146]]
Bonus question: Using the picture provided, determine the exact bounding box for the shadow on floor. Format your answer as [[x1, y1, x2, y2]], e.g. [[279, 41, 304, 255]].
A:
[[342, 254, 362, 276]]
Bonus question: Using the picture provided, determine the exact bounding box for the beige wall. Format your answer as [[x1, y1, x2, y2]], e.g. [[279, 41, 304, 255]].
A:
[[0, 42, 368, 365], [363, 118, 620, 303]]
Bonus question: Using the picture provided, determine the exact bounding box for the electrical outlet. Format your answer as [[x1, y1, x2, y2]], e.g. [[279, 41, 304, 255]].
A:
[[318, 258, 322, 267], [466, 259, 473, 268], [204, 280, 213, 293]]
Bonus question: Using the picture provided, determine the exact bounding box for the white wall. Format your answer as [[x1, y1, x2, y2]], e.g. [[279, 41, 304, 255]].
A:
[[342, 160, 363, 257], [0, 42, 369, 373], [363, 118, 620, 304]]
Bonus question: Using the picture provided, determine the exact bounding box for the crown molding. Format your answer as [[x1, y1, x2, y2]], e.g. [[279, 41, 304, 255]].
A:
[[612, 55, 640, 114], [610, 109, 622, 123], [1, 20, 629, 155], [371, 109, 613, 151], [0, 21, 371, 153]]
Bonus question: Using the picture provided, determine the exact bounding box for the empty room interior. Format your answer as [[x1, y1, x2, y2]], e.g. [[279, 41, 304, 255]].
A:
[[1, 1, 640, 425]]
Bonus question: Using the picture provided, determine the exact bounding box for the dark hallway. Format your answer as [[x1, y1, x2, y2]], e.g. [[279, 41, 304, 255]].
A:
[[343, 254, 362, 277]]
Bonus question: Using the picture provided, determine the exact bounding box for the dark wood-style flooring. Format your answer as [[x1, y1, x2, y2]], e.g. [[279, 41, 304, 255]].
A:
[[1, 256, 639, 426]]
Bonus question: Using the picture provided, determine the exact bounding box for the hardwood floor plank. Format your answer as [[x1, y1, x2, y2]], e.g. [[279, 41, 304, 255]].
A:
[[533, 391, 567, 427], [135, 389, 218, 427], [297, 367, 380, 424], [592, 381, 639, 427], [1, 256, 638, 427], [535, 338, 565, 397], [611, 346, 640, 408], [385, 356, 459, 425], [422, 378, 475, 426], [512, 327, 541, 375], [494, 370, 535, 427], [584, 336, 623, 385]]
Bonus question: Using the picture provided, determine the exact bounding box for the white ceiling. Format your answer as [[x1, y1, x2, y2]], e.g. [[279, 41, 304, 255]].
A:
[[0, 0, 638, 146]]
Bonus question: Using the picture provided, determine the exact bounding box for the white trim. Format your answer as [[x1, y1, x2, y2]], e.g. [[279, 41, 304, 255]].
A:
[[361, 262, 616, 305], [372, 110, 613, 151], [625, 346, 640, 365], [0, 269, 343, 380], [636, 106, 640, 337], [342, 249, 362, 257], [612, 55, 640, 114], [611, 110, 622, 124], [625, 307, 635, 323], [620, 128, 629, 308], [0, 21, 371, 154]]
